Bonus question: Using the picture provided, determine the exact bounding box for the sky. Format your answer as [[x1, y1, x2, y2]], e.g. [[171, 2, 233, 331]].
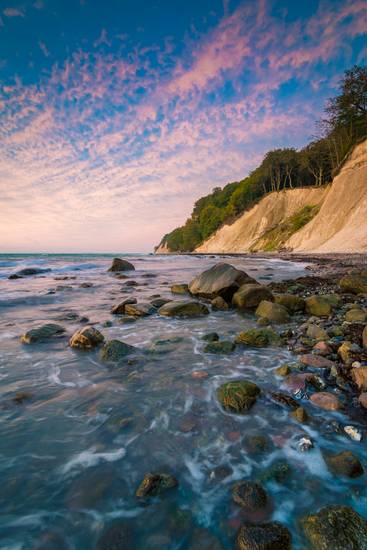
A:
[[0, 0, 366, 253]]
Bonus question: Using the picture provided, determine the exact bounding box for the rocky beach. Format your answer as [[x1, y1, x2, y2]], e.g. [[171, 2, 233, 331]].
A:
[[0, 252, 367, 549]]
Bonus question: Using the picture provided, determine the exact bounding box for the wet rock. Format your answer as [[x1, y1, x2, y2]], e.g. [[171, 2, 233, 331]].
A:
[[21, 323, 66, 344], [204, 340, 235, 354], [274, 294, 305, 313], [31, 531, 69, 550], [245, 434, 273, 455], [346, 308, 367, 323], [339, 272, 367, 294], [237, 521, 291, 550], [301, 505, 367, 550], [305, 296, 332, 317], [100, 339, 136, 362], [217, 380, 260, 414], [299, 354, 334, 369], [211, 296, 229, 310], [188, 262, 256, 302], [351, 366, 367, 391], [232, 284, 273, 310], [108, 257, 135, 272], [10, 267, 50, 278], [135, 473, 178, 497], [150, 298, 170, 308], [202, 332, 219, 342], [291, 406, 308, 423], [307, 324, 329, 341], [124, 302, 155, 317], [344, 425, 363, 442], [111, 298, 137, 314], [313, 341, 332, 356], [97, 521, 131, 549], [298, 437, 313, 452], [310, 392, 341, 411], [363, 325, 367, 349], [359, 392, 367, 409], [158, 300, 209, 318], [283, 373, 315, 393], [275, 364, 291, 376], [338, 341, 359, 365], [260, 460, 291, 483], [179, 413, 198, 433], [188, 528, 223, 550], [191, 370, 209, 379], [209, 465, 232, 482], [255, 301, 290, 323], [235, 328, 280, 347], [118, 316, 137, 325], [12, 391, 33, 405], [232, 481, 268, 513], [69, 326, 105, 350], [171, 283, 189, 294], [270, 392, 298, 409], [324, 450, 364, 478]]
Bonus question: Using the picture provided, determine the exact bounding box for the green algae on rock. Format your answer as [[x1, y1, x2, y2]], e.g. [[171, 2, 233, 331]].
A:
[[235, 328, 281, 347], [203, 340, 235, 354], [217, 380, 260, 414], [237, 521, 291, 550], [232, 284, 273, 310], [135, 472, 178, 498], [100, 339, 136, 362], [20, 323, 66, 344], [255, 300, 290, 323], [158, 300, 209, 317]]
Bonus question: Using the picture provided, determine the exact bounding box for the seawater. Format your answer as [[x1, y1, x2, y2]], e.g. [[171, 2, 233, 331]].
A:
[[0, 254, 366, 549]]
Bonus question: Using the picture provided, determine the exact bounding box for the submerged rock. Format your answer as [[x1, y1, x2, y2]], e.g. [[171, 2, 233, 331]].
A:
[[261, 460, 291, 483], [204, 340, 235, 354], [245, 434, 273, 455], [158, 300, 209, 318], [135, 473, 178, 498], [324, 450, 364, 478], [235, 328, 280, 347], [69, 327, 105, 350], [100, 339, 136, 362], [301, 505, 367, 549], [270, 392, 298, 409], [237, 522, 291, 550], [10, 267, 50, 278], [232, 481, 268, 512], [339, 272, 367, 294], [232, 284, 273, 310], [217, 380, 260, 414], [108, 257, 135, 272], [21, 323, 66, 344], [291, 406, 309, 423], [188, 263, 256, 302], [202, 332, 219, 342], [97, 521, 131, 550], [255, 300, 290, 323], [305, 296, 332, 317]]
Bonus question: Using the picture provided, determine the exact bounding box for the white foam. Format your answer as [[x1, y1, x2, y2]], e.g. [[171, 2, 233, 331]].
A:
[[61, 446, 126, 475]]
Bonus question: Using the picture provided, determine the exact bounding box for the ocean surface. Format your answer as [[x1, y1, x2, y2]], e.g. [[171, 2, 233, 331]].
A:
[[0, 253, 366, 549]]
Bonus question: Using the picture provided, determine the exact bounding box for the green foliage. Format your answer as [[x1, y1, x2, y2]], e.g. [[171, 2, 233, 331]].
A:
[[158, 65, 366, 252]]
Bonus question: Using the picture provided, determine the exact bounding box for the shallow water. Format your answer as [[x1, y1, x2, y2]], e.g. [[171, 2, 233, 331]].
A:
[[0, 254, 366, 549]]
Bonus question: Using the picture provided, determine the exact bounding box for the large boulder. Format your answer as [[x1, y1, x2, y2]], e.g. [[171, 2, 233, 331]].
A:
[[69, 327, 105, 350], [301, 505, 367, 549], [188, 263, 256, 302], [237, 522, 291, 550], [232, 284, 273, 310], [135, 473, 178, 498], [339, 272, 367, 294], [108, 257, 135, 272], [255, 300, 290, 323], [235, 328, 280, 347], [217, 380, 260, 414], [305, 296, 332, 317], [20, 323, 66, 344], [274, 294, 305, 313], [324, 451, 364, 478], [100, 339, 136, 362], [158, 300, 209, 318]]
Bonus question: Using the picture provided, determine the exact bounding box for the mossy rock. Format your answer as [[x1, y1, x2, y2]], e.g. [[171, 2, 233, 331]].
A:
[[217, 380, 260, 414], [135, 473, 178, 498], [261, 460, 291, 483], [339, 272, 367, 294], [346, 308, 367, 323], [237, 522, 291, 550], [100, 339, 136, 362], [301, 505, 367, 550], [245, 434, 274, 455], [204, 341, 235, 354], [275, 364, 292, 376], [235, 328, 280, 347], [323, 451, 364, 478], [305, 296, 332, 317], [201, 332, 219, 342], [158, 300, 209, 318], [232, 481, 268, 512], [306, 324, 329, 341], [21, 323, 66, 344], [97, 521, 132, 550], [255, 300, 290, 323], [171, 283, 189, 295], [274, 294, 305, 313], [291, 406, 308, 423], [69, 327, 105, 350], [232, 284, 274, 310]]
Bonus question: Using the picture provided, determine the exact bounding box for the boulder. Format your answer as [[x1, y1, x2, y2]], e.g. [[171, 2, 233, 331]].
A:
[[100, 339, 136, 362], [301, 505, 367, 550], [346, 308, 367, 323], [237, 522, 291, 550], [20, 323, 66, 344], [217, 380, 260, 414], [111, 298, 137, 314], [108, 257, 135, 272], [158, 300, 209, 318], [202, 332, 219, 342], [305, 296, 332, 317], [275, 364, 291, 376], [204, 341, 235, 354], [255, 301, 290, 323], [299, 354, 334, 369], [235, 328, 280, 347], [211, 296, 229, 310], [274, 294, 305, 313], [69, 327, 105, 350], [232, 481, 268, 513], [324, 451, 364, 478], [188, 263, 256, 302], [135, 473, 178, 498], [339, 272, 367, 294], [310, 392, 341, 411], [171, 284, 189, 295], [124, 303, 156, 317], [363, 325, 367, 349], [232, 284, 273, 310], [351, 366, 367, 391]]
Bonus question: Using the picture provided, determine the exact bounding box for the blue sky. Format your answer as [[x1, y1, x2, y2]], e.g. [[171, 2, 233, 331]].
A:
[[0, 0, 366, 252]]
